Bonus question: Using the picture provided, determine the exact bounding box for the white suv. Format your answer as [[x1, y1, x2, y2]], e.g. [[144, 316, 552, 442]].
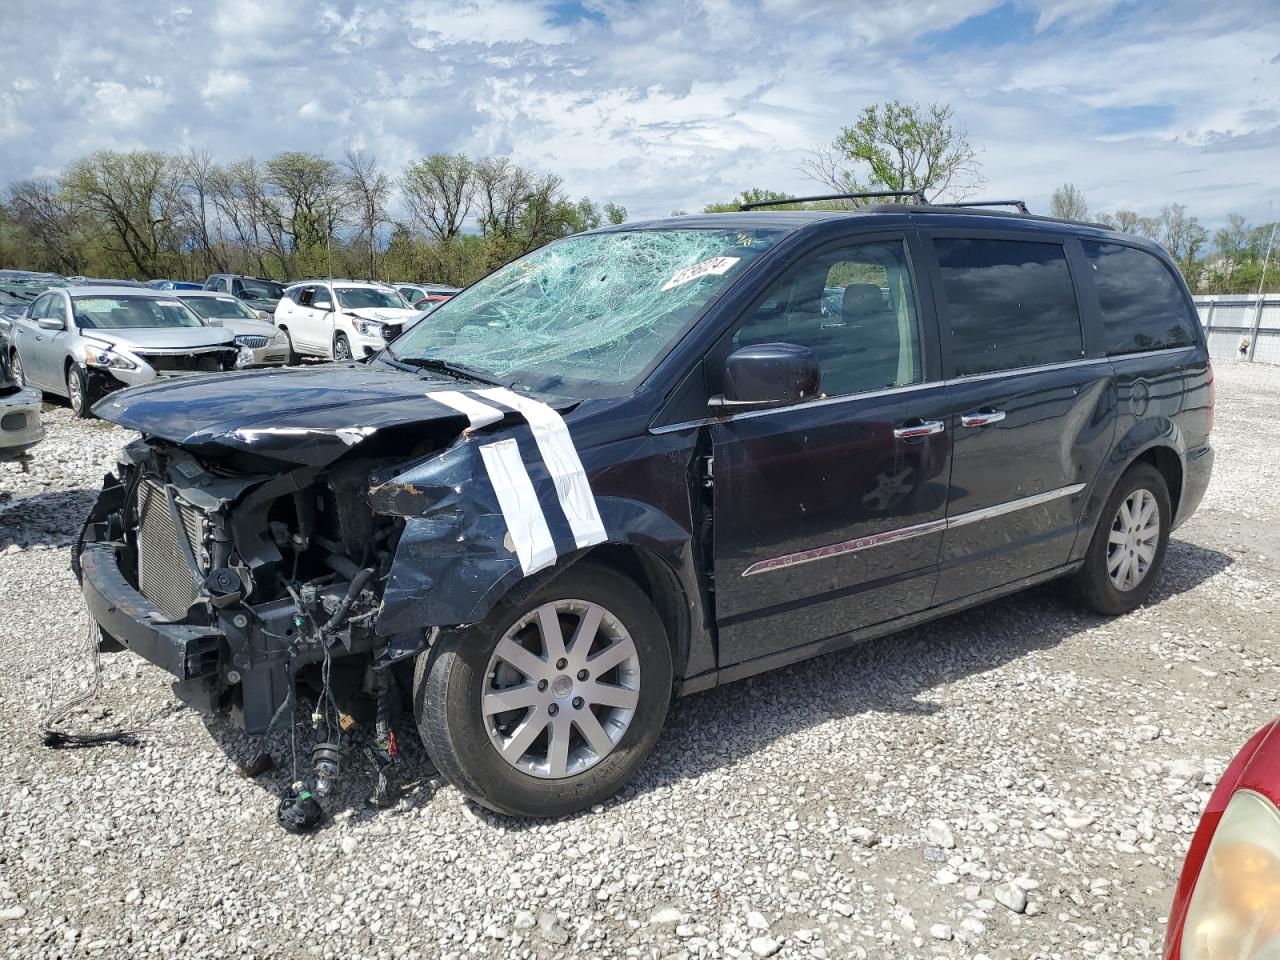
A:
[[274, 281, 418, 361]]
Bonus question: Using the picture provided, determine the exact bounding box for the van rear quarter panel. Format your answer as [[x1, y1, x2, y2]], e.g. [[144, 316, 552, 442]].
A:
[[1069, 346, 1209, 560]]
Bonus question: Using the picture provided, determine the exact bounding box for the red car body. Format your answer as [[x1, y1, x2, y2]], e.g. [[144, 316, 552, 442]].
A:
[[1165, 718, 1280, 958]]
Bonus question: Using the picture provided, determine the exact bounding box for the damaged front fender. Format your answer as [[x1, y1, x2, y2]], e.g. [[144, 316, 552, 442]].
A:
[[371, 426, 705, 641]]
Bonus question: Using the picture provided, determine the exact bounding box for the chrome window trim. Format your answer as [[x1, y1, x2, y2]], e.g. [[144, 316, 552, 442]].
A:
[[741, 482, 1087, 577], [650, 345, 1196, 436], [649, 381, 939, 435]]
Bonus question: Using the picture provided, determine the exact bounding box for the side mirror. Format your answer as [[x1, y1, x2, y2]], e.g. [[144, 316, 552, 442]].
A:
[[709, 342, 821, 411], [206, 318, 224, 326], [37, 316, 65, 332], [313, 300, 332, 311]]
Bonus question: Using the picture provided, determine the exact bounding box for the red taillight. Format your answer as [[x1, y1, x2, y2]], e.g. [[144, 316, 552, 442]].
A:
[[1207, 361, 1215, 436]]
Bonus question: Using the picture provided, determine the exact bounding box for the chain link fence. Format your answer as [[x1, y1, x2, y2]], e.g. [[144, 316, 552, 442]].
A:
[[1194, 295, 1280, 364]]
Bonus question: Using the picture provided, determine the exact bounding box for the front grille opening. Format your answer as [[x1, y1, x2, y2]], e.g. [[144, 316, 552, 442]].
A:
[[138, 352, 234, 373], [0, 412, 26, 431]]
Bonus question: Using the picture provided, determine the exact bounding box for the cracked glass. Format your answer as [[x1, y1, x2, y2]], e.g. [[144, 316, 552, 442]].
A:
[[388, 228, 787, 397]]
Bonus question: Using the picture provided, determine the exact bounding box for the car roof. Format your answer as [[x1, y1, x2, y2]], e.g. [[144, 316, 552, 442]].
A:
[[67, 286, 186, 299], [596, 205, 1152, 247], [174, 289, 237, 297]]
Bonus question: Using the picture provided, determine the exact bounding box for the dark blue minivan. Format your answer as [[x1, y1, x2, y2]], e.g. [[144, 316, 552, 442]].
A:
[[77, 201, 1213, 820]]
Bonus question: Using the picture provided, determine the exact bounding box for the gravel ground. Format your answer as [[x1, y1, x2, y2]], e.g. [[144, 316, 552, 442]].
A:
[[1, 364, 1277, 960]]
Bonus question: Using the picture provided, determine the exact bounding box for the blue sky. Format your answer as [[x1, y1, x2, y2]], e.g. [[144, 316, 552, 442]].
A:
[[1, 0, 1277, 229]]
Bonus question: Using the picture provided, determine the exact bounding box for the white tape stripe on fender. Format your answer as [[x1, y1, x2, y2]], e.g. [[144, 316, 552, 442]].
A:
[[477, 438, 557, 576], [431, 390, 505, 429], [475, 387, 608, 550]]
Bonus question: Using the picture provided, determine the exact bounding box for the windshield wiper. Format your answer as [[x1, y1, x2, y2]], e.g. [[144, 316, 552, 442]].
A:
[[396, 354, 503, 385]]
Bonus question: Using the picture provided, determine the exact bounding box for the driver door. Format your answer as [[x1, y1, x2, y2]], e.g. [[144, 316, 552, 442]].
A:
[[15, 293, 66, 388], [709, 233, 952, 671]]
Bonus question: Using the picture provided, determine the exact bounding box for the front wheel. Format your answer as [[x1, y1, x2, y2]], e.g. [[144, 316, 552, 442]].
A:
[[66, 363, 94, 419], [1071, 463, 1171, 615], [277, 327, 299, 365], [333, 333, 352, 362], [414, 563, 672, 818]]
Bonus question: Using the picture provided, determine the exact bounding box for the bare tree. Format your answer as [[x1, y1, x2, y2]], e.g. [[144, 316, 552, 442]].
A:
[[342, 147, 392, 279], [1049, 183, 1088, 221], [209, 158, 273, 276], [1159, 203, 1207, 273], [5, 177, 88, 274], [401, 153, 475, 242], [473, 155, 534, 241], [176, 149, 225, 278], [800, 101, 982, 202]]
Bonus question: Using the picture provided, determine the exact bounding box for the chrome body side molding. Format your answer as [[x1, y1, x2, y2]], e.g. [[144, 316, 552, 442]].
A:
[[741, 482, 1088, 577]]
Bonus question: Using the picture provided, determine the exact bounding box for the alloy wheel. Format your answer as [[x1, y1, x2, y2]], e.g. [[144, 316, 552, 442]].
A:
[[67, 369, 83, 414], [11, 352, 25, 387], [483, 599, 640, 779], [334, 336, 351, 361], [1106, 488, 1160, 591]]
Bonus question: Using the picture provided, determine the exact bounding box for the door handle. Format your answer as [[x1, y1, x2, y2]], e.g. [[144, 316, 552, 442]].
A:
[[961, 408, 1006, 428], [894, 419, 945, 439]]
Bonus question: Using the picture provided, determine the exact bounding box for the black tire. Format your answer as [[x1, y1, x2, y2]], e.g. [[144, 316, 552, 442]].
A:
[[333, 333, 352, 362], [66, 363, 94, 419], [1072, 463, 1171, 615], [277, 327, 299, 365], [414, 563, 672, 818]]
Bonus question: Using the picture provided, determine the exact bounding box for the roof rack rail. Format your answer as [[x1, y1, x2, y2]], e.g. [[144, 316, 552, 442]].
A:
[[934, 199, 1030, 214], [740, 190, 927, 210]]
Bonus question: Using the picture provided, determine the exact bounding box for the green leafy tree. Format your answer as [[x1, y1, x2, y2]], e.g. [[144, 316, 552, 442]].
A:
[[703, 188, 796, 213], [801, 101, 981, 201]]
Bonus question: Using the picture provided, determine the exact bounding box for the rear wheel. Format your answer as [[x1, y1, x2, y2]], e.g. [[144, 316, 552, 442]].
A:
[[414, 564, 672, 818], [333, 333, 352, 362], [1072, 463, 1171, 614], [66, 363, 94, 419]]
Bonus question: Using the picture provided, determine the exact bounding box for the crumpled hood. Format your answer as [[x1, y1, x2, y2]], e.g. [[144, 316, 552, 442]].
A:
[[92, 363, 569, 465], [83, 326, 236, 351], [349, 308, 418, 324]]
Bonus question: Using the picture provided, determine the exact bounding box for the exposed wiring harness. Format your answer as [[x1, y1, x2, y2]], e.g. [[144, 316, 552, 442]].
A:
[[41, 609, 155, 749]]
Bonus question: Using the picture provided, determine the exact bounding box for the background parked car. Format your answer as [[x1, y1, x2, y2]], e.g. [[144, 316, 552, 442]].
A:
[[394, 282, 459, 309], [147, 279, 204, 291], [68, 277, 149, 288], [0, 329, 44, 463], [1164, 716, 1280, 959], [275, 280, 417, 360], [176, 290, 294, 366], [203, 275, 286, 318], [9, 287, 237, 417]]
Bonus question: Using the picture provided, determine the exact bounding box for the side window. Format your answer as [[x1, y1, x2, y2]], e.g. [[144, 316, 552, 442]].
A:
[[727, 239, 923, 398], [934, 237, 1084, 377], [313, 286, 333, 310], [1082, 241, 1196, 355], [231, 280, 245, 296], [29, 294, 50, 319]]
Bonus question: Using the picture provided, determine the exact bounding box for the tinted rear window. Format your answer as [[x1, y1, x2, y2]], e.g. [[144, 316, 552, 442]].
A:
[[934, 237, 1084, 376], [1082, 241, 1196, 355]]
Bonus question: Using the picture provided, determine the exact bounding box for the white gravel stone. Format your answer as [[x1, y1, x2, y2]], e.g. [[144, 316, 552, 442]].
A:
[[0, 367, 1274, 957]]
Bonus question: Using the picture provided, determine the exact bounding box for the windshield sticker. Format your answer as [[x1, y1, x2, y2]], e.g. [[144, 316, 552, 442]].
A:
[[661, 256, 741, 292]]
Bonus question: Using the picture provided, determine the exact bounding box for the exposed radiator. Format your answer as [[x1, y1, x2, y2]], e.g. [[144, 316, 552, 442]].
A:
[[136, 480, 205, 618]]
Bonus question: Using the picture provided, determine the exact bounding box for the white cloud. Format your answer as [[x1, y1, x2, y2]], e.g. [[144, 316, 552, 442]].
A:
[[201, 69, 250, 101], [0, 0, 1273, 232], [83, 79, 172, 131]]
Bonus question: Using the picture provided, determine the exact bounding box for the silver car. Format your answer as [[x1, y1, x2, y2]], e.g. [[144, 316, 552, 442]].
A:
[[175, 290, 294, 366], [9, 287, 239, 417]]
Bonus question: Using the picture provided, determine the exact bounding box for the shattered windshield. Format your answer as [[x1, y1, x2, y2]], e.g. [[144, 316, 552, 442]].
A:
[[388, 227, 785, 396]]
